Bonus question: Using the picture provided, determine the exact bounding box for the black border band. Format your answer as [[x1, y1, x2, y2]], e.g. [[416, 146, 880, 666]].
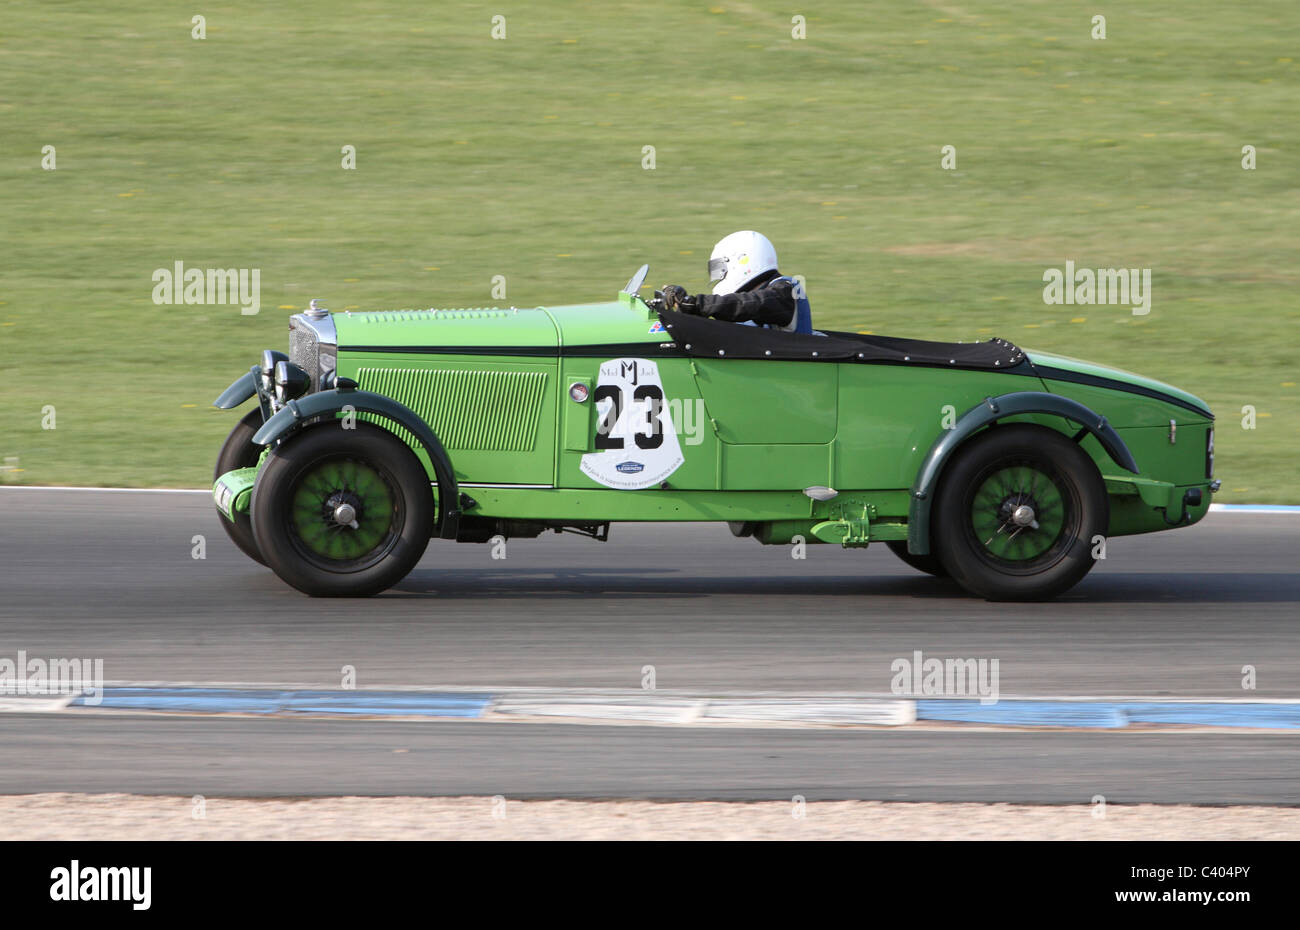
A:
[[1033, 364, 1213, 419]]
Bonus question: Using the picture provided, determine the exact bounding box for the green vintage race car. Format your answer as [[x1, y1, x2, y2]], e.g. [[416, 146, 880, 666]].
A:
[[212, 265, 1217, 600]]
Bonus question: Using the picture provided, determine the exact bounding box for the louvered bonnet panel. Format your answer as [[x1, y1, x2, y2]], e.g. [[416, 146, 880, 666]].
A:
[[356, 367, 548, 451]]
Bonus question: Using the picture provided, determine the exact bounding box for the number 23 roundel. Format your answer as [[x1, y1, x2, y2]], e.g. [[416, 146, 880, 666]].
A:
[[580, 358, 684, 490]]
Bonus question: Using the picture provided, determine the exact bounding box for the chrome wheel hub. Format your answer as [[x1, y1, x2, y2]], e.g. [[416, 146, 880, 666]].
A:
[[323, 492, 362, 530], [332, 502, 358, 528]]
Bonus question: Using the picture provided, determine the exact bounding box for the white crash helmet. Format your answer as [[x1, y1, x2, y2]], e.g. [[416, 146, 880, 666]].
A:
[[707, 230, 779, 295]]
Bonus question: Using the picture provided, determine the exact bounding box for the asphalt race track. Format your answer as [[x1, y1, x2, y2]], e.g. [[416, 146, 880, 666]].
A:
[[4, 489, 1295, 694], [2, 717, 1298, 803], [1, 488, 1296, 802]]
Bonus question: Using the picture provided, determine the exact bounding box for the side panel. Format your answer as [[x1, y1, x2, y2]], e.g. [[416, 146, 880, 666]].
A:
[[722, 443, 831, 490], [554, 355, 837, 492], [689, 359, 836, 489], [692, 360, 838, 444], [835, 364, 1047, 490], [561, 357, 1049, 495]]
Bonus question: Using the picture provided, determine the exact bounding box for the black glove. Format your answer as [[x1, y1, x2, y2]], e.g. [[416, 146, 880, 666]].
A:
[[660, 284, 700, 314]]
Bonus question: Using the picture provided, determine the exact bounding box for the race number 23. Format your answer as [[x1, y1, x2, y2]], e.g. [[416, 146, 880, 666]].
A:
[[579, 357, 684, 491], [594, 383, 665, 450]]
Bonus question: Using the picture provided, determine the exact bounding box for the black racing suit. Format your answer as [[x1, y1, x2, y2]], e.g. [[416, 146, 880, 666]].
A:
[[688, 269, 796, 329]]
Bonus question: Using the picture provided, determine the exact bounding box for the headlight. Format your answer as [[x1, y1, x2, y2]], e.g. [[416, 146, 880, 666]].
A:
[[273, 361, 311, 404], [259, 349, 289, 403]]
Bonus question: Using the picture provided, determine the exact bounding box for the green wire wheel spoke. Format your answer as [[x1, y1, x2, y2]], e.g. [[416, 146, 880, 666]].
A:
[[302, 471, 332, 496], [1008, 466, 1032, 500], [971, 510, 1001, 536], [970, 462, 1069, 563], [971, 487, 1003, 511], [341, 460, 363, 494], [984, 532, 1011, 559], [288, 456, 400, 565], [324, 532, 350, 560], [352, 467, 386, 502], [291, 487, 323, 513], [295, 520, 331, 550]]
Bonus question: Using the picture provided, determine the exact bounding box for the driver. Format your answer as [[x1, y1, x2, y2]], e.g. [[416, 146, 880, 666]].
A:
[[658, 230, 813, 334]]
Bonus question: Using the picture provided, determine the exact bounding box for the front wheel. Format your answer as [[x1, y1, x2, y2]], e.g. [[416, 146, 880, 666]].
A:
[[214, 409, 267, 566], [250, 422, 435, 596], [933, 425, 1107, 601]]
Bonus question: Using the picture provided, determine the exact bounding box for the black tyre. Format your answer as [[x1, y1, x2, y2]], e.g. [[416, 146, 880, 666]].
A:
[[214, 409, 267, 566], [250, 422, 435, 596], [884, 540, 948, 578], [933, 424, 1107, 601]]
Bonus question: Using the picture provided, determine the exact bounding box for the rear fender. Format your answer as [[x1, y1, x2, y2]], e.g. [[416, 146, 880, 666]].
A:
[[907, 391, 1138, 555]]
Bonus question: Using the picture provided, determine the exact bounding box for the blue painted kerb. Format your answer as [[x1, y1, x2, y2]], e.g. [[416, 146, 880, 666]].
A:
[[61, 689, 1300, 729], [916, 699, 1300, 729], [70, 687, 492, 717]]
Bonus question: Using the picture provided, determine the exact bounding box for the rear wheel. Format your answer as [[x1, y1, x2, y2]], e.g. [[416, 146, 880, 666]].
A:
[[214, 409, 267, 566], [933, 425, 1107, 601], [884, 540, 948, 578], [251, 422, 435, 596]]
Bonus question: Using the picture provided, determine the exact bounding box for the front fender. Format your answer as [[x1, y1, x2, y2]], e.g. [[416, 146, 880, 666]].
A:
[[252, 388, 462, 539], [213, 369, 258, 409], [907, 391, 1139, 555]]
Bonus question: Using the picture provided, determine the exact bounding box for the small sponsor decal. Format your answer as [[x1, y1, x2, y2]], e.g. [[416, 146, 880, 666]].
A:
[[648, 320, 665, 333], [616, 461, 645, 474]]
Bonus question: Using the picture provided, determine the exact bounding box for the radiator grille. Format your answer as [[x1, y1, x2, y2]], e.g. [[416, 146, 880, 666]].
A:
[[356, 367, 548, 452], [289, 323, 320, 391]]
